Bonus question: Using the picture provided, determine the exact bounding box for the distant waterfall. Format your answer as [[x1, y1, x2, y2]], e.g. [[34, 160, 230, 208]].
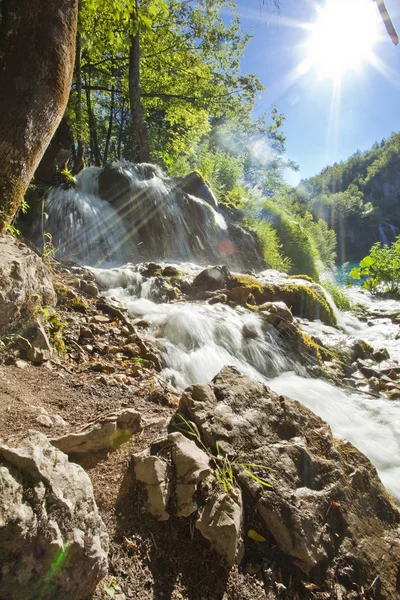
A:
[[378, 224, 390, 245]]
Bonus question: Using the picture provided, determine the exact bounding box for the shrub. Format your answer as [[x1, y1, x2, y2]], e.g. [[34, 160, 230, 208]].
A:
[[350, 236, 400, 294]]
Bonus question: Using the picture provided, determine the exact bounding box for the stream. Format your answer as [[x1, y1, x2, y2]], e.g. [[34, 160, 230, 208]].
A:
[[92, 262, 400, 501]]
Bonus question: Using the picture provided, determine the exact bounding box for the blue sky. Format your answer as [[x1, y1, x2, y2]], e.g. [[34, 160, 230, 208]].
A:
[[234, 0, 400, 184]]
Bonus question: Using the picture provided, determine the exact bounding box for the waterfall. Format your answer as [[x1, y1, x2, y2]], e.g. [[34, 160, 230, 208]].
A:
[[31, 162, 263, 269], [378, 224, 390, 245]]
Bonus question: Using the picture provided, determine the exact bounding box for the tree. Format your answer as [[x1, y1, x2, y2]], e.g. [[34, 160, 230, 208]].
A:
[[0, 0, 79, 232]]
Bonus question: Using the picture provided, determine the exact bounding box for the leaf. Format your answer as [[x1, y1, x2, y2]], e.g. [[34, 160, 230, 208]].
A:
[[349, 268, 361, 280], [247, 529, 266, 542], [104, 585, 115, 598], [241, 467, 271, 487], [360, 255, 374, 268]]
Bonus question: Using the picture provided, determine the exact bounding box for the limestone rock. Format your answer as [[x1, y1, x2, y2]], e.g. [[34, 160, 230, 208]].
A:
[[179, 366, 400, 596], [0, 432, 108, 600], [23, 319, 53, 363], [134, 453, 170, 521], [169, 431, 211, 517], [0, 234, 56, 329], [196, 487, 244, 567], [51, 408, 142, 455]]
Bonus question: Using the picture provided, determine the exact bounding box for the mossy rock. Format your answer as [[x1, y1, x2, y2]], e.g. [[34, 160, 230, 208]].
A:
[[227, 274, 263, 299], [260, 280, 337, 327], [176, 171, 218, 209]]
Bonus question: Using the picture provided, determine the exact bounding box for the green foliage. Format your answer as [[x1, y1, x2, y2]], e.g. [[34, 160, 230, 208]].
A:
[[174, 414, 271, 494], [34, 306, 67, 354], [321, 281, 352, 311], [246, 219, 291, 272], [349, 236, 400, 295]]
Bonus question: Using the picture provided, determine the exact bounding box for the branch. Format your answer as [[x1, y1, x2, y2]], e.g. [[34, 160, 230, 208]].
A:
[[375, 0, 399, 45]]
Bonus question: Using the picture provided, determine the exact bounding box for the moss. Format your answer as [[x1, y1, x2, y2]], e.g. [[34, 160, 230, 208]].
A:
[[261, 281, 337, 327], [70, 296, 89, 313], [228, 274, 263, 297]]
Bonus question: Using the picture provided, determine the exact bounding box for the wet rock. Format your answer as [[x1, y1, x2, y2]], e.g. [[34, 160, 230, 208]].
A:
[[0, 432, 108, 600], [52, 409, 142, 455], [227, 286, 251, 304], [208, 293, 227, 305], [23, 319, 53, 363], [161, 265, 181, 277], [177, 171, 218, 210], [373, 347, 390, 362], [258, 301, 293, 324], [0, 234, 56, 329], [353, 339, 374, 361], [91, 314, 110, 324], [196, 488, 244, 567], [179, 366, 400, 594], [193, 266, 230, 292]]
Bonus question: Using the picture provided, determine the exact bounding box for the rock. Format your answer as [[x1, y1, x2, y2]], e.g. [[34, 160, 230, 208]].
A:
[[177, 171, 218, 210], [259, 274, 337, 327], [169, 431, 211, 517], [51, 408, 142, 455], [122, 343, 141, 358], [91, 315, 110, 324], [134, 454, 171, 521], [353, 339, 374, 361], [227, 286, 251, 304], [35, 414, 53, 428], [196, 487, 244, 567], [258, 301, 293, 324], [208, 293, 227, 305], [14, 359, 28, 369], [0, 432, 108, 600], [179, 366, 400, 595], [0, 234, 56, 329], [192, 266, 229, 292], [23, 319, 53, 363], [79, 325, 94, 340], [373, 347, 390, 362], [161, 265, 181, 277], [78, 279, 99, 297]]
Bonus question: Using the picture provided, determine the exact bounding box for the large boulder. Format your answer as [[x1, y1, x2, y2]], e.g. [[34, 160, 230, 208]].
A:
[[176, 171, 218, 210], [0, 432, 109, 600], [179, 367, 400, 597], [0, 235, 56, 331]]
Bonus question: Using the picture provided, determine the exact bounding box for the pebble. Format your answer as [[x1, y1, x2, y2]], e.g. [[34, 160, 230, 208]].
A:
[[35, 414, 53, 428]]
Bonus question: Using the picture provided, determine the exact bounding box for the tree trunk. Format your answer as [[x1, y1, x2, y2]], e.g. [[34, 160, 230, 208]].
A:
[[128, 2, 150, 163], [73, 0, 85, 173], [0, 0, 79, 231], [104, 85, 115, 164]]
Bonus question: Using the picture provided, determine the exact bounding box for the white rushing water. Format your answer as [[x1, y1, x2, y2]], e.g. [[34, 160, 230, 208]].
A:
[[92, 263, 400, 501]]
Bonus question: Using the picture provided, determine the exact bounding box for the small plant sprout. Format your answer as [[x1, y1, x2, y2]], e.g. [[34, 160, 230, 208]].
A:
[[175, 414, 272, 494]]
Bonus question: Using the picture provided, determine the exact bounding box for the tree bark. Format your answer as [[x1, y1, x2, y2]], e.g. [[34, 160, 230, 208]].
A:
[[0, 0, 79, 231], [128, 2, 150, 163]]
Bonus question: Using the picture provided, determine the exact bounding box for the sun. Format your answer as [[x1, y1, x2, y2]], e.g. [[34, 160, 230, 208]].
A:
[[304, 0, 382, 81]]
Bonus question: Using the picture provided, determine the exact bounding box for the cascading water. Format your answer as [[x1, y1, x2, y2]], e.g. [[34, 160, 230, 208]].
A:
[[29, 161, 400, 501], [32, 161, 264, 270]]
